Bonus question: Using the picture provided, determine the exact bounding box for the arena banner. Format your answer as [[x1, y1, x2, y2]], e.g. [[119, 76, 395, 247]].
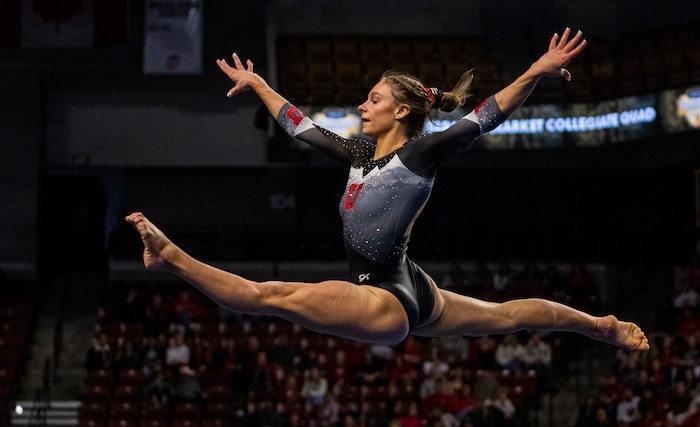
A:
[[479, 87, 699, 149], [291, 86, 700, 151], [143, 0, 203, 74], [13, 0, 130, 48], [22, 0, 94, 48]]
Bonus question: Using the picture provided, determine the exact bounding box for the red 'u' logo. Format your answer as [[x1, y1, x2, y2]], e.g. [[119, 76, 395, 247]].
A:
[[344, 183, 363, 210]]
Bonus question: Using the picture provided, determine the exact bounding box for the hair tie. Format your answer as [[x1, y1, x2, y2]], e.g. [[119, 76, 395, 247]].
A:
[[424, 87, 444, 110]]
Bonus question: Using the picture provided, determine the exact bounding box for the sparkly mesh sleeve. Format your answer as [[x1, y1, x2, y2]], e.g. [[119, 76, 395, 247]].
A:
[[464, 95, 508, 134], [398, 96, 506, 177], [276, 103, 375, 164]]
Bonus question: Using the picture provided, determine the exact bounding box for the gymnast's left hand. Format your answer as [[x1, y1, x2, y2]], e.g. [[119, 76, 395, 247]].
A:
[[531, 27, 587, 81]]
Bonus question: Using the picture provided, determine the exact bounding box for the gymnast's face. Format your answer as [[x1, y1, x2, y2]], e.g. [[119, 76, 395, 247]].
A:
[[358, 80, 404, 139]]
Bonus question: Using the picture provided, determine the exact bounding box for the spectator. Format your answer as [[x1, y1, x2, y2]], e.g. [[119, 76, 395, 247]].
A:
[[170, 290, 203, 331], [591, 406, 615, 427], [396, 401, 424, 427], [422, 347, 450, 378], [450, 383, 479, 423], [327, 349, 353, 386], [248, 399, 283, 427], [469, 261, 493, 297], [320, 387, 343, 425], [680, 334, 700, 367], [250, 350, 277, 391], [85, 332, 112, 370], [673, 279, 699, 309], [145, 369, 174, 407], [516, 262, 544, 288], [598, 373, 626, 404], [647, 358, 669, 388], [472, 371, 500, 403], [495, 334, 524, 372], [301, 366, 329, 405], [385, 350, 416, 385], [165, 331, 190, 368], [420, 365, 443, 400], [542, 264, 567, 301], [141, 335, 165, 380], [370, 342, 395, 361], [145, 293, 169, 337], [492, 262, 513, 295], [196, 334, 219, 367], [172, 365, 204, 408], [615, 387, 640, 426], [267, 332, 296, 369], [667, 381, 693, 426], [444, 367, 465, 397], [676, 307, 700, 337], [401, 335, 424, 369], [291, 336, 317, 373], [421, 376, 457, 418], [440, 263, 469, 295], [658, 335, 684, 386], [336, 400, 361, 427], [573, 393, 599, 427], [112, 338, 142, 372], [439, 335, 469, 362], [471, 335, 499, 370], [636, 386, 665, 425], [355, 349, 386, 387], [115, 288, 146, 324], [565, 263, 600, 312], [278, 373, 302, 406], [484, 385, 517, 426], [521, 332, 553, 387], [517, 262, 549, 298]]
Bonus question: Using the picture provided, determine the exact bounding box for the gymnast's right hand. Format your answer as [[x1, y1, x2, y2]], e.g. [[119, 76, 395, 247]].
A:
[[216, 53, 261, 97]]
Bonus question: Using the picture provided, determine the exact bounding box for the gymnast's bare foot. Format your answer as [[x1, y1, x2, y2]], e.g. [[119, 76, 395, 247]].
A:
[[591, 315, 649, 351], [125, 212, 179, 271]]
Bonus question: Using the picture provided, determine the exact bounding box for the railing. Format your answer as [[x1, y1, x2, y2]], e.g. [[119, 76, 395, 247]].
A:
[[25, 357, 52, 427]]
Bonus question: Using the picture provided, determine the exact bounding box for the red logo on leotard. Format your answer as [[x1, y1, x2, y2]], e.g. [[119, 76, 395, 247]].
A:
[[287, 106, 306, 126], [474, 99, 488, 114], [344, 183, 363, 210]]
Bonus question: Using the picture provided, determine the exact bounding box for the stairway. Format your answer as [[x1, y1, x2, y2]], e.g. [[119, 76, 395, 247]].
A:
[[534, 343, 611, 427], [14, 272, 104, 426], [10, 400, 80, 426], [20, 270, 104, 399], [12, 313, 94, 427], [20, 314, 96, 402]]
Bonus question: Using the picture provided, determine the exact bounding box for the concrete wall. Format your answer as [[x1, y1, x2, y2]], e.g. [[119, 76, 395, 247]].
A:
[[0, 69, 40, 263]]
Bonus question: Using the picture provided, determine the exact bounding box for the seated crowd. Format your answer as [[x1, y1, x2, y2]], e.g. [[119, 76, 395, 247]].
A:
[[572, 253, 700, 427], [81, 262, 602, 427]]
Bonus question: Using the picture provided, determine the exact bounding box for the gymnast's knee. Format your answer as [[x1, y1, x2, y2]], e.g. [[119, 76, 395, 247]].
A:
[[257, 280, 297, 301]]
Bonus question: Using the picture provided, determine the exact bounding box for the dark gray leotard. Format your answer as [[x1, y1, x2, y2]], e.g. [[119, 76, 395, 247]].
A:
[[276, 97, 506, 329]]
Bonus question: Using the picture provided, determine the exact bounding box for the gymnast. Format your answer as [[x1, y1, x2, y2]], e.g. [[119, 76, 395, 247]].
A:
[[126, 28, 649, 351]]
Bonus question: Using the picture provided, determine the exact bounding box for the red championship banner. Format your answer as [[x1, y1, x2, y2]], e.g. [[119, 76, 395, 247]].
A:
[[0, 0, 129, 48], [22, 0, 93, 47], [142, 0, 203, 74]]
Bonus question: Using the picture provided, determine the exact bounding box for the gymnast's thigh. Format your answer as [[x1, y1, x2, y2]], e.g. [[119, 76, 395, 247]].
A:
[[411, 289, 517, 337], [264, 279, 410, 344]]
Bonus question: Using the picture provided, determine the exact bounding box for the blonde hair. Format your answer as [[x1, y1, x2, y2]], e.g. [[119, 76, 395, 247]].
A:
[[381, 69, 474, 139]]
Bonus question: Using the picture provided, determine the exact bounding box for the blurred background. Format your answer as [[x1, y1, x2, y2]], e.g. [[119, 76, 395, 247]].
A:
[[1, 1, 700, 426]]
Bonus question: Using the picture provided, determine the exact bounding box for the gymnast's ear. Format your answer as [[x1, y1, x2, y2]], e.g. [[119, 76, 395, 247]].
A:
[[395, 104, 410, 120]]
